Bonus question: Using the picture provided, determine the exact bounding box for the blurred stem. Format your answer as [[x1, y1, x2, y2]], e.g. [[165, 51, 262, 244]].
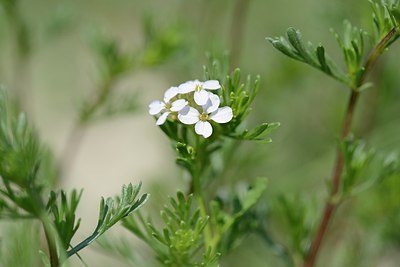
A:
[[303, 27, 398, 267], [5, 2, 32, 115], [60, 122, 85, 179], [229, 0, 251, 70], [60, 77, 115, 179]]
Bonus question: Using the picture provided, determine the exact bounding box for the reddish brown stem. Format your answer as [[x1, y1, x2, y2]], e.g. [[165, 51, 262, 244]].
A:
[[303, 27, 398, 267], [303, 90, 359, 267]]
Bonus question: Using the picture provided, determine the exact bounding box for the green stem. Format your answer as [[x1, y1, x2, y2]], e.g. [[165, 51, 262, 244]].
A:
[[229, 0, 252, 70], [60, 77, 115, 180], [42, 219, 60, 267], [192, 137, 213, 247]]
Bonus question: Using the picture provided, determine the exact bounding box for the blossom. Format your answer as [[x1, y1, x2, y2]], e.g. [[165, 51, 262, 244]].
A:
[[178, 93, 233, 138], [178, 79, 221, 106], [149, 86, 187, 125]]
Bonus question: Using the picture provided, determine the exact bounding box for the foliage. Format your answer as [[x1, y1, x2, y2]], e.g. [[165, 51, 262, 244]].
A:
[[0, 89, 148, 266], [0, 0, 399, 266]]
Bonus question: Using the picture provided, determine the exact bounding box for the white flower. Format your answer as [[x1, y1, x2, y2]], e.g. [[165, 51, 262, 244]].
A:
[[178, 79, 221, 106], [149, 86, 187, 125], [178, 93, 233, 138]]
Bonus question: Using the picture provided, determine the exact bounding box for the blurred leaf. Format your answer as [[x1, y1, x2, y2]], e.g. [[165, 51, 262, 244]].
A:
[[141, 15, 185, 66]]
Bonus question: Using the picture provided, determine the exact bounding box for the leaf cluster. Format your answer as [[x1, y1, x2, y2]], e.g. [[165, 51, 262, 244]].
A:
[[0, 89, 148, 265], [211, 177, 268, 253], [67, 183, 149, 258], [276, 196, 314, 260], [339, 137, 400, 198], [123, 192, 219, 267], [141, 15, 186, 66], [46, 190, 82, 250], [267, 0, 400, 89]]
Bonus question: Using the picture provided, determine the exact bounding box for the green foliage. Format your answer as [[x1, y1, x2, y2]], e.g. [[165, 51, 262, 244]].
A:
[[123, 192, 219, 267], [79, 16, 185, 124], [267, 28, 349, 84], [96, 235, 138, 265], [212, 177, 268, 252], [141, 15, 185, 66], [274, 196, 315, 262], [90, 33, 134, 80], [0, 221, 42, 267], [79, 32, 137, 123], [370, 0, 400, 41], [221, 68, 279, 142], [0, 0, 31, 63], [331, 21, 368, 86], [46, 189, 82, 250], [0, 89, 44, 217], [0, 88, 148, 265], [267, 0, 400, 89], [340, 137, 400, 197], [67, 183, 149, 257]]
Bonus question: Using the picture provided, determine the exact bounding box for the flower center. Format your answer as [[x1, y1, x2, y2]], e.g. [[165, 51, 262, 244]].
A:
[[165, 102, 172, 110], [199, 112, 209, 121], [195, 84, 203, 92]]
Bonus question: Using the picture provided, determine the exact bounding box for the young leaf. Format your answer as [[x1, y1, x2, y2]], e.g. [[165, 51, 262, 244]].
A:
[[67, 183, 148, 257]]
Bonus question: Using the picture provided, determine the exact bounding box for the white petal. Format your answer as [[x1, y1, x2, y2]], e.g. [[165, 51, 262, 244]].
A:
[[178, 106, 200, 125], [203, 80, 221, 90], [194, 90, 209, 105], [164, 87, 179, 102], [156, 112, 170, 125], [195, 121, 213, 138], [178, 81, 196, 94], [149, 100, 165, 115], [170, 99, 188, 112], [203, 92, 220, 113], [210, 107, 233, 123]]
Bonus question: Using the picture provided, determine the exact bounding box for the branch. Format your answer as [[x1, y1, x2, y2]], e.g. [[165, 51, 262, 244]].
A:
[[303, 27, 399, 267]]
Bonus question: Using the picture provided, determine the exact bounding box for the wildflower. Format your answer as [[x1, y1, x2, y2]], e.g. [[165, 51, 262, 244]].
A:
[[178, 80, 221, 106], [149, 86, 187, 125], [178, 93, 233, 138]]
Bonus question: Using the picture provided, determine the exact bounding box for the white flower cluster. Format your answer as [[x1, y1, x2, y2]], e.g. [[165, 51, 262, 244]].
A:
[[149, 80, 233, 138]]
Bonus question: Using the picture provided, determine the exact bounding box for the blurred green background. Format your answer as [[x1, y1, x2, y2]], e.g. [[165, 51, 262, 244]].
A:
[[0, 0, 399, 266]]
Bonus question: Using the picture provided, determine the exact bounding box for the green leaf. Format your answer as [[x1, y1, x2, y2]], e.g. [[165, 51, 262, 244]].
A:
[[39, 250, 51, 267], [316, 45, 331, 74], [286, 28, 317, 66], [47, 189, 83, 250], [67, 183, 148, 258], [228, 122, 280, 142], [267, 28, 349, 85], [234, 177, 268, 219]]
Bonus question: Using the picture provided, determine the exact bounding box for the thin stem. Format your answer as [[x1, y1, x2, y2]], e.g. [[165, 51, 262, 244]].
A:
[[303, 85, 359, 267], [192, 137, 213, 247], [59, 78, 115, 179], [229, 0, 252, 70], [6, 5, 32, 115], [193, 171, 212, 246], [60, 122, 85, 180], [303, 27, 398, 267]]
